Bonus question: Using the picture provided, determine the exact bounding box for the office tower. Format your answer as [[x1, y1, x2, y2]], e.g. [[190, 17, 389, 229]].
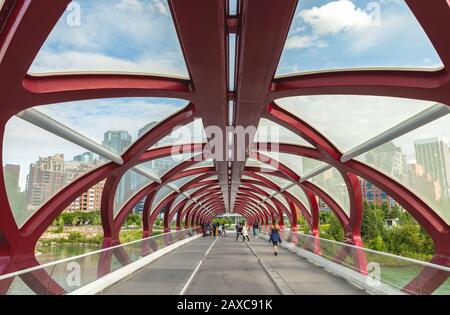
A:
[[102, 130, 132, 154], [26, 154, 66, 209], [65, 180, 105, 212], [414, 137, 450, 199], [73, 152, 100, 165], [365, 141, 405, 178], [102, 130, 132, 206]]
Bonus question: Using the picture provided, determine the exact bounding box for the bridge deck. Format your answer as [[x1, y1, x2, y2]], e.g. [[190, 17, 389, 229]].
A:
[[101, 234, 365, 295]]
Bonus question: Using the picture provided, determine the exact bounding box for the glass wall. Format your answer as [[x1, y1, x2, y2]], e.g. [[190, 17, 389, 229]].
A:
[[308, 167, 350, 216], [3, 118, 105, 228], [277, 0, 442, 76], [30, 0, 189, 77], [286, 184, 312, 214], [276, 95, 436, 153], [37, 98, 187, 155], [355, 115, 450, 224]]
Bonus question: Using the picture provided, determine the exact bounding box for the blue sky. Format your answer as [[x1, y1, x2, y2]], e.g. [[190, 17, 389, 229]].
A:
[[277, 0, 443, 75]]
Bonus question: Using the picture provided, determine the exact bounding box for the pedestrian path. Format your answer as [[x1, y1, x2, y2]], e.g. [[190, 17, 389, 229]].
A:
[[101, 233, 365, 295]]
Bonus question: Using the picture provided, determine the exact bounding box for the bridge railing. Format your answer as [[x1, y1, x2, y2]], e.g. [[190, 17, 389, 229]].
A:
[[0, 228, 201, 295], [261, 226, 450, 295]]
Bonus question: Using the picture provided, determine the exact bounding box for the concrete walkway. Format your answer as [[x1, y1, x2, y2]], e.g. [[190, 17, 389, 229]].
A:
[[101, 233, 365, 295]]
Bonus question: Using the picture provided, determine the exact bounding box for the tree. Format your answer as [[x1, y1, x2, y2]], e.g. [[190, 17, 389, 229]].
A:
[[366, 235, 385, 251], [361, 205, 386, 241], [326, 214, 344, 242], [56, 216, 65, 233]]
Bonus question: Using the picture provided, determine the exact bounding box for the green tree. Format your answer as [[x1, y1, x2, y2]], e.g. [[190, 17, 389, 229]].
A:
[[361, 205, 386, 241], [56, 216, 65, 233], [326, 214, 344, 242], [366, 235, 385, 251]]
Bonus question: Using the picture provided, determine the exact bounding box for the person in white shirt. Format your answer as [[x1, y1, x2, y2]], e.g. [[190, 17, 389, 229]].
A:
[[241, 223, 250, 242]]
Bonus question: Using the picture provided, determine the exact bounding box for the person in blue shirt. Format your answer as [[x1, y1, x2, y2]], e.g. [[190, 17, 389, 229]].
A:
[[269, 223, 282, 256]]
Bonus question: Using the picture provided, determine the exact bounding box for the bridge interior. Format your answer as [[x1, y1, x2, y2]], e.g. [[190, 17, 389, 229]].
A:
[[102, 234, 365, 295], [0, 0, 450, 295]]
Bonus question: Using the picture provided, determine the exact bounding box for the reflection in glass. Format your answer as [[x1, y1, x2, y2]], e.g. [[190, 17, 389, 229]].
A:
[[309, 167, 350, 216], [355, 115, 450, 224]]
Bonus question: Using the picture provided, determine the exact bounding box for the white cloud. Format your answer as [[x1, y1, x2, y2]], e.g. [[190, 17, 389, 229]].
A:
[[284, 35, 327, 49], [299, 0, 376, 36], [30, 0, 187, 76], [30, 50, 187, 77]]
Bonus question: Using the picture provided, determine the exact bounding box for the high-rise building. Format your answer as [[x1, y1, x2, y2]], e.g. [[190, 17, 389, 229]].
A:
[[26, 154, 66, 209], [65, 180, 105, 212], [102, 130, 132, 154], [102, 130, 132, 206], [365, 141, 405, 178], [73, 152, 99, 165], [414, 137, 450, 199]]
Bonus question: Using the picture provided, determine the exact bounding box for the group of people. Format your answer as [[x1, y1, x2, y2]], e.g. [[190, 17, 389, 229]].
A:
[[201, 220, 282, 256], [201, 222, 226, 238]]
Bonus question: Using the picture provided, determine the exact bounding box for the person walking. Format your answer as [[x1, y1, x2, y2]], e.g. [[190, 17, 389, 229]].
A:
[[222, 223, 226, 237], [242, 223, 250, 242], [212, 222, 217, 238], [235, 223, 243, 241], [218, 223, 223, 238], [269, 223, 282, 256], [252, 222, 257, 237]]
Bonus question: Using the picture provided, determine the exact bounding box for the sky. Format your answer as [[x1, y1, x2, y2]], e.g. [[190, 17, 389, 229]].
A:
[[3, 0, 449, 206]]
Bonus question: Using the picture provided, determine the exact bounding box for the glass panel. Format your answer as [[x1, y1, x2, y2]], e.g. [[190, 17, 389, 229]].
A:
[[30, 0, 189, 77], [274, 194, 291, 213], [253, 118, 313, 147], [113, 169, 152, 218], [265, 198, 277, 212], [308, 167, 350, 216], [184, 186, 204, 197], [152, 186, 174, 209], [140, 152, 194, 177], [251, 183, 278, 196], [246, 158, 277, 170], [355, 115, 450, 224], [170, 174, 202, 190], [287, 184, 311, 214], [171, 194, 187, 210], [259, 173, 291, 187], [276, 0, 442, 76], [276, 95, 436, 152], [37, 98, 187, 155], [258, 150, 324, 177], [2, 117, 105, 228], [185, 158, 215, 170], [150, 119, 207, 149]]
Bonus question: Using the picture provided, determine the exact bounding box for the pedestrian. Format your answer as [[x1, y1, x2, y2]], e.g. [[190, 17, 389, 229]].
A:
[[212, 222, 217, 238], [222, 223, 226, 237], [269, 223, 282, 256], [252, 221, 257, 236], [235, 223, 243, 241], [218, 223, 223, 238], [242, 223, 250, 242]]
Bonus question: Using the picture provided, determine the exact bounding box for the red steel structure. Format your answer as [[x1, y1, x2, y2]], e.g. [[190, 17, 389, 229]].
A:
[[0, 0, 449, 295]]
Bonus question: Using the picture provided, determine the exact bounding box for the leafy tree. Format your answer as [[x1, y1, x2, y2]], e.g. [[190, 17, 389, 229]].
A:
[[361, 205, 386, 241], [366, 235, 385, 252], [326, 214, 344, 242]]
